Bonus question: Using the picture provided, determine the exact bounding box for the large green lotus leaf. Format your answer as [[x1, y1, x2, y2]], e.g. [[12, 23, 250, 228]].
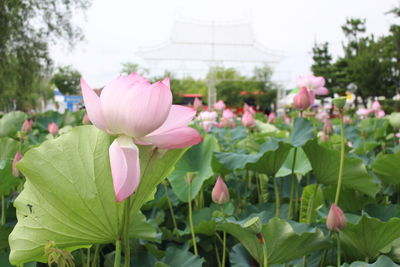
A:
[[290, 117, 314, 147], [229, 244, 253, 267], [371, 151, 400, 185], [339, 215, 400, 261], [0, 111, 27, 137], [275, 147, 312, 177], [218, 216, 330, 264], [303, 140, 379, 197], [168, 135, 219, 202], [0, 137, 19, 160], [338, 255, 400, 267], [246, 141, 292, 177], [299, 184, 324, 224], [154, 245, 204, 267], [9, 126, 185, 265]]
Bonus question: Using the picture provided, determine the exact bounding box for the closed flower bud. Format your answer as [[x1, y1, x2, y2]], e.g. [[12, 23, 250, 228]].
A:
[[242, 111, 255, 128], [21, 119, 33, 133], [293, 87, 313, 110], [326, 203, 346, 232], [212, 176, 230, 204], [214, 100, 226, 111], [48, 122, 59, 135], [12, 151, 23, 177], [193, 98, 203, 111]]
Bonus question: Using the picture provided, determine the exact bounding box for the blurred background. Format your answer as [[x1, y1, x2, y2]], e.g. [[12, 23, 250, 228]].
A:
[[1, 0, 400, 113]]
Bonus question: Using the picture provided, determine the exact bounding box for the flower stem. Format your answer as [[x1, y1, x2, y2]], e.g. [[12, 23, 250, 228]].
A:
[[273, 177, 280, 217], [86, 247, 90, 267], [258, 234, 268, 267], [288, 148, 298, 219], [91, 244, 100, 267], [1, 195, 5, 225], [336, 233, 341, 267], [220, 206, 227, 266], [163, 182, 178, 231], [188, 181, 198, 255], [114, 239, 121, 267], [123, 198, 131, 267], [215, 239, 222, 267], [334, 111, 345, 205]]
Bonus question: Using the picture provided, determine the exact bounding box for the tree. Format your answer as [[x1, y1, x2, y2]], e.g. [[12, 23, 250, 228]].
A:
[[311, 42, 335, 91], [51, 66, 82, 95], [341, 18, 366, 57], [120, 62, 149, 76], [0, 0, 91, 111]]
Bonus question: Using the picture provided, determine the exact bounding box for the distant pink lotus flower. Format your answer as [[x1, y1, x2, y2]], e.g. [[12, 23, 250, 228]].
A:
[[293, 87, 314, 110], [244, 103, 256, 115], [396, 132, 400, 143], [242, 111, 255, 128], [347, 141, 353, 147], [375, 109, 385, 118], [343, 115, 352, 124], [214, 100, 226, 111], [316, 110, 329, 122], [323, 119, 333, 135], [326, 203, 346, 232], [81, 73, 202, 202], [219, 109, 235, 128], [212, 176, 230, 204], [356, 108, 373, 119], [12, 151, 22, 177], [268, 112, 275, 123], [48, 122, 59, 135], [296, 75, 329, 96], [21, 119, 33, 133], [371, 100, 381, 111], [198, 111, 218, 132], [193, 97, 203, 111], [284, 116, 291, 124], [82, 113, 91, 124]]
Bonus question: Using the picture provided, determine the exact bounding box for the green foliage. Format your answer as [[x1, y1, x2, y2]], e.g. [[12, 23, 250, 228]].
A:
[[51, 65, 82, 95]]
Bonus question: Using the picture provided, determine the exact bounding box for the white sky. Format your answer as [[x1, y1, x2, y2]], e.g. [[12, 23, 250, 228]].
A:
[[50, 0, 400, 88]]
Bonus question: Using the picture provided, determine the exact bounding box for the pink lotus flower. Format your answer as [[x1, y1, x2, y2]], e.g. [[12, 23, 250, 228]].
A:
[[12, 151, 22, 177], [193, 98, 203, 111], [198, 111, 218, 132], [375, 109, 385, 118], [343, 115, 352, 124], [48, 122, 59, 135], [323, 119, 333, 135], [326, 203, 346, 232], [21, 119, 33, 133], [242, 111, 255, 127], [244, 103, 256, 115], [219, 109, 235, 128], [356, 108, 372, 119], [285, 116, 291, 124], [316, 110, 329, 122], [212, 176, 230, 204], [82, 113, 91, 124], [372, 100, 381, 111], [214, 100, 226, 111], [81, 73, 202, 202], [293, 87, 314, 110], [296, 75, 329, 96], [268, 112, 275, 123]]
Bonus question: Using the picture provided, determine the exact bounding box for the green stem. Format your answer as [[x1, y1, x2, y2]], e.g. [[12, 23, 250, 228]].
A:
[[123, 198, 131, 267], [222, 231, 226, 266], [188, 182, 198, 255], [215, 239, 222, 267], [86, 247, 90, 267], [288, 148, 298, 219], [1, 196, 5, 225], [114, 239, 121, 267], [260, 235, 268, 267], [306, 172, 310, 185], [303, 255, 307, 267], [91, 244, 100, 267], [163, 183, 178, 231], [334, 111, 345, 205], [273, 177, 280, 217], [337, 233, 341, 267]]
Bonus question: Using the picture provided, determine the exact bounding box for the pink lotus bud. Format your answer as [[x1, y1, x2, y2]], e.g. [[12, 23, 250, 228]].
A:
[[214, 100, 226, 111], [193, 98, 203, 111], [347, 141, 353, 147], [326, 203, 346, 232], [47, 122, 59, 135], [212, 176, 230, 204], [285, 116, 291, 124], [323, 119, 333, 135], [222, 109, 234, 119], [356, 108, 372, 119], [242, 111, 255, 127], [268, 112, 276, 124], [371, 100, 381, 111], [293, 87, 313, 110], [343, 116, 352, 124], [21, 119, 33, 133], [82, 113, 91, 124], [12, 151, 22, 177]]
